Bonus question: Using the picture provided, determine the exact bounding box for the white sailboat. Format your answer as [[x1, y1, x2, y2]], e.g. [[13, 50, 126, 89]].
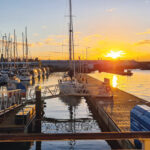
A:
[[58, 0, 84, 95], [59, 0, 113, 98]]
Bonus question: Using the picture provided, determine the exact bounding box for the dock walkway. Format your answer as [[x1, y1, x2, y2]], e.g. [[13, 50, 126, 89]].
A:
[[76, 74, 148, 132]]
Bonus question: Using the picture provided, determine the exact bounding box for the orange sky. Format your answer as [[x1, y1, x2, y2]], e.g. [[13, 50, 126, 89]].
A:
[[1, 0, 150, 61], [28, 31, 150, 61]]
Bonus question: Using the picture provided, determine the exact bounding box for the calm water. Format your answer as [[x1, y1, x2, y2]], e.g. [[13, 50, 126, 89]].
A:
[[14, 73, 111, 150], [90, 70, 150, 101], [2, 70, 149, 150]]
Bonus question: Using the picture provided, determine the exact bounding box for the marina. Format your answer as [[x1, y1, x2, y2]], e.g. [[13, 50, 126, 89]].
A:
[[0, 0, 150, 150]]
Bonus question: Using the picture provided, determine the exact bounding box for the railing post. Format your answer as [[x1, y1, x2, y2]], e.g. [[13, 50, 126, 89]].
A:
[[35, 86, 42, 133]]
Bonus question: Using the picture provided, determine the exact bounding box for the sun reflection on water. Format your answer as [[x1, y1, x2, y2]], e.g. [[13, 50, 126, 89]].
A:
[[112, 75, 118, 87]]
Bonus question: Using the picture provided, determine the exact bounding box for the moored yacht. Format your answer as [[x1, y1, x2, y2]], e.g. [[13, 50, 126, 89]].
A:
[[59, 76, 84, 95], [58, 0, 83, 95]]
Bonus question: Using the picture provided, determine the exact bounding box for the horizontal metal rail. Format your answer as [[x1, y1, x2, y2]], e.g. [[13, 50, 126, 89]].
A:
[[0, 89, 21, 94], [0, 132, 150, 142]]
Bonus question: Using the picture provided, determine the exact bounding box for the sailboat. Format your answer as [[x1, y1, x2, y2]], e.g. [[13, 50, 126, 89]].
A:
[[18, 27, 32, 81], [59, 0, 113, 98], [58, 0, 84, 95]]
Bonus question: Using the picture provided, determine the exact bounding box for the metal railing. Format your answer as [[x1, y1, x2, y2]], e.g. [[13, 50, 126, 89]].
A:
[[28, 84, 60, 100], [0, 89, 22, 115]]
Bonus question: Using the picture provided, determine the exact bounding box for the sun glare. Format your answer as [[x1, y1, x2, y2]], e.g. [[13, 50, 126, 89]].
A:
[[105, 50, 125, 59], [112, 75, 118, 88]]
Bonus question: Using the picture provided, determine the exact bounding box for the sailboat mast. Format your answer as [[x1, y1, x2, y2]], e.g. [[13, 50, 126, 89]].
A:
[[25, 27, 28, 64], [16, 36, 18, 62], [22, 32, 24, 61], [1, 36, 4, 70], [13, 30, 16, 68], [69, 0, 73, 68], [69, 0, 75, 75]]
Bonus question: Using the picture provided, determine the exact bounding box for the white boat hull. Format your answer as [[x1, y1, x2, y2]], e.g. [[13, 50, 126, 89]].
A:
[[58, 80, 83, 95], [59, 83, 75, 95]]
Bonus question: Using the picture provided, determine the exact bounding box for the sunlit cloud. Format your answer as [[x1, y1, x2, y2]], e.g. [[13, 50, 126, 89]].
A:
[[106, 8, 116, 13], [136, 29, 150, 35], [135, 40, 150, 45], [30, 36, 62, 47], [83, 34, 102, 43], [44, 38, 53, 44], [0, 39, 32, 47]]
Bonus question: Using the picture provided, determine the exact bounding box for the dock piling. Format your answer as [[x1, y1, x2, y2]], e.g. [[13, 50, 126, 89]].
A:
[[35, 86, 42, 133]]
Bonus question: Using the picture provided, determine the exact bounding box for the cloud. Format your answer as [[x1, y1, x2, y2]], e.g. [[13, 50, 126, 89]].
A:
[[30, 37, 62, 47], [0, 39, 32, 48], [44, 38, 53, 44], [83, 34, 102, 42], [106, 8, 116, 13], [135, 40, 150, 45], [136, 29, 150, 35]]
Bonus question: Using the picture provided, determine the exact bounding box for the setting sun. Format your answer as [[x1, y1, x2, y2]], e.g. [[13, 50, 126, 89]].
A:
[[105, 50, 125, 59]]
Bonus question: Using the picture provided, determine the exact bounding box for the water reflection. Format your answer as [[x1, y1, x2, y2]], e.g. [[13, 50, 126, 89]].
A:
[[90, 70, 150, 101], [112, 75, 117, 88], [60, 96, 81, 107], [40, 94, 109, 150], [42, 96, 99, 134], [0, 73, 111, 150], [60, 96, 81, 134]]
